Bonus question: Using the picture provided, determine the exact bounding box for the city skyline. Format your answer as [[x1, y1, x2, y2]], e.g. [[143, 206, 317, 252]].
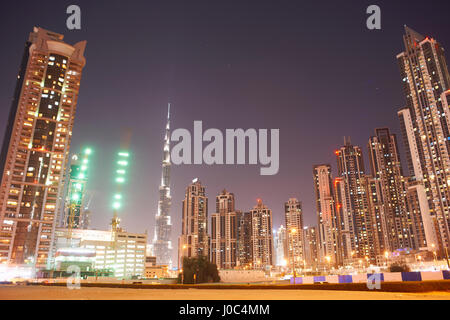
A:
[[2, 1, 450, 267]]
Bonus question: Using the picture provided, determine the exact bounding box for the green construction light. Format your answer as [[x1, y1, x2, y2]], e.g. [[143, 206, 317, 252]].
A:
[[117, 160, 128, 166], [113, 202, 121, 209], [81, 165, 88, 171], [116, 177, 125, 183], [72, 193, 80, 201], [114, 194, 122, 200], [75, 183, 82, 190], [83, 159, 89, 164], [116, 169, 125, 174], [78, 173, 85, 179], [118, 152, 129, 157], [84, 148, 92, 155]]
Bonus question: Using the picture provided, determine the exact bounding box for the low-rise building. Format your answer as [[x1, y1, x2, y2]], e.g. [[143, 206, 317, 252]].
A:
[[52, 228, 147, 279]]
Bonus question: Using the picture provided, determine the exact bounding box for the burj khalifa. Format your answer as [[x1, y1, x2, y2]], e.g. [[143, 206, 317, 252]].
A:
[[152, 104, 173, 267]]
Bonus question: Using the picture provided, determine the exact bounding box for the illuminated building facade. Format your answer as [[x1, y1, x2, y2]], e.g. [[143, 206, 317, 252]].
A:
[[153, 104, 173, 267], [334, 176, 354, 263], [397, 26, 450, 256], [368, 128, 412, 252], [313, 164, 339, 265], [54, 228, 146, 279], [284, 198, 304, 269], [237, 211, 252, 267], [0, 27, 86, 267], [249, 199, 273, 269], [336, 141, 377, 262], [211, 190, 239, 269], [274, 225, 287, 267], [178, 179, 209, 268], [303, 226, 319, 269]]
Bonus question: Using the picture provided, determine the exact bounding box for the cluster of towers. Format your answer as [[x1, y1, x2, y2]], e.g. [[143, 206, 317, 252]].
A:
[[177, 180, 279, 270], [176, 26, 450, 271], [0, 25, 449, 274], [309, 26, 450, 269], [176, 179, 314, 271]]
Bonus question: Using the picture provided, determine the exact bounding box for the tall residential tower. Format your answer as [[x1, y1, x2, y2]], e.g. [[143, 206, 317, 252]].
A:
[[0, 27, 86, 267], [211, 189, 239, 269], [178, 179, 209, 268], [397, 26, 450, 255], [313, 165, 339, 266]]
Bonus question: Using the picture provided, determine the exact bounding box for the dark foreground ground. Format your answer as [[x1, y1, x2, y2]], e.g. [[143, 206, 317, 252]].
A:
[[0, 284, 449, 300]]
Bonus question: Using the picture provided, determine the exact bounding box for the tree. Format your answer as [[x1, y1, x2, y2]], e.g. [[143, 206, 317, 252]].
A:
[[389, 263, 410, 272], [179, 256, 220, 284]]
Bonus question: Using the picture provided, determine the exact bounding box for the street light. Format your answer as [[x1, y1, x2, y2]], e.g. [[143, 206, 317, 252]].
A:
[[325, 255, 331, 273]]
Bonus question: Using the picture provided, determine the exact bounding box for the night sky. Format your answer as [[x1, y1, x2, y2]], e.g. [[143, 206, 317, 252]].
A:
[[1, 1, 450, 263]]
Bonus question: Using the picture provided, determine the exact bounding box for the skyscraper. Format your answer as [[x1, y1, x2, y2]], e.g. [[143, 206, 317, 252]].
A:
[[313, 165, 339, 266], [0, 27, 86, 267], [210, 189, 239, 269], [249, 199, 273, 269], [336, 140, 377, 262], [153, 104, 173, 267], [237, 211, 252, 268], [364, 175, 389, 261], [397, 26, 450, 255], [178, 179, 209, 268], [284, 198, 304, 270], [367, 128, 412, 252], [303, 226, 319, 269], [274, 225, 287, 267], [334, 176, 354, 263]]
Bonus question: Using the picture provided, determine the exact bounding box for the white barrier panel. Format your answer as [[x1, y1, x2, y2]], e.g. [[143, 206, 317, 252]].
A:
[[302, 276, 314, 284], [326, 275, 339, 283], [383, 272, 402, 282], [420, 271, 444, 281], [351, 274, 366, 283]]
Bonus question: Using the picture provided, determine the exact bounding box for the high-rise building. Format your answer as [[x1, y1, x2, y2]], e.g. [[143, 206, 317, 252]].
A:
[[178, 179, 209, 268], [313, 165, 340, 266], [210, 189, 239, 269], [153, 104, 173, 267], [397, 26, 450, 255], [284, 198, 304, 270], [237, 211, 252, 268], [0, 27, 86, 267], [367, 128, 413, 252], [334, 176, 354, 263], [303, 226, 319, 269], [274, 225, 287, 267], [336, 140, 377, 262], [249, 199, 273, 269], [364, 175, 389, 261], [405, 180, 439, 250]]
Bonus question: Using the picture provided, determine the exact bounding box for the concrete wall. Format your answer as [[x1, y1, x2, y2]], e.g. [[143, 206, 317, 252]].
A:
[[219, 270, 268, 283]]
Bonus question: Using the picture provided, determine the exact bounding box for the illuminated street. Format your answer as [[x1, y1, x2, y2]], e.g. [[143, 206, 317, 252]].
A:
[[0, 285, 449, 300]]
